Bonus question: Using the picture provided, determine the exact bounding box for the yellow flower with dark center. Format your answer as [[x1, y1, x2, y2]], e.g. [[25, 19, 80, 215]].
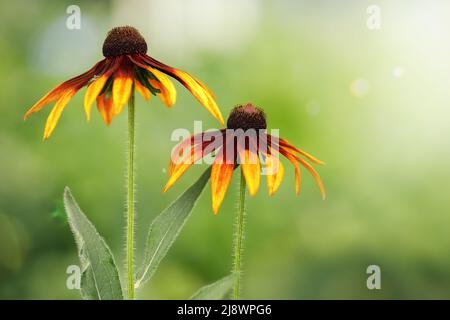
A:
[[164, 103, 326, 214], [24, 26, 224, 139]]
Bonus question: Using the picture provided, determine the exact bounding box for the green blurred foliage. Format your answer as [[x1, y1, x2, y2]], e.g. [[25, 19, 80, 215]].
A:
[[1, 0, 450, 299]]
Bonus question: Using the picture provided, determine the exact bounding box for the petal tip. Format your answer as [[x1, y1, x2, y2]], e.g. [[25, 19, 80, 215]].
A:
[[248, 188, 258, 197]]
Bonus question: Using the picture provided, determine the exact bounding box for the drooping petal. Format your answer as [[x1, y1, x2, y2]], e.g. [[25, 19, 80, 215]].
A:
[[84, 60, 118, 121], [167, 135, 201, 177], [278, 137, 325, 165], [43, 89, 77, 140], [84, 76, 110, 121], [168, 130, 224, 176], [167, 69, 220, 119], [25, 84, 71, 120], [297, 157, 326, 200], [128, 56, 176, 107], [148, 69, 176, 107], [24, 59, 106, 120], [96, 94, 114, 125], [279, 147, 301, 195], [140, 55, 224, 124], [163, 141, 214, 192], [112, 60, 133, 115], [134, 79, 151, 101], [264, 152, 285, 196], [211, 148, 235, 214], [238, 147, 261, 196]]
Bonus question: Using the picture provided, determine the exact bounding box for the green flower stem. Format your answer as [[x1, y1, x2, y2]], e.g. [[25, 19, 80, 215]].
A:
[[126, 90, 136, 300], [232, 170, 247, 300]]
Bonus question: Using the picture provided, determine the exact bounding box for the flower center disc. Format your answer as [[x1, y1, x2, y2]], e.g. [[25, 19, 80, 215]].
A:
[[102, 26, 148, 58], [227, 103, 267, 131]]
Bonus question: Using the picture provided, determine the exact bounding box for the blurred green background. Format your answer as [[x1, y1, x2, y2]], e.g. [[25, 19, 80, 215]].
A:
[[1, 0, 450, 299]]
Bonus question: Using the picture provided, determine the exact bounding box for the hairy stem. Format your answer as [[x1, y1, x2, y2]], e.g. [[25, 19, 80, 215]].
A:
[[126, 90, 136, 300], [232, 170, 247, 300]]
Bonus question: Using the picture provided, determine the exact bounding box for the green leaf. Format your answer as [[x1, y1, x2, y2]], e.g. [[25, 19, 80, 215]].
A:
[[190, 274, 236, 300], [64, 187, 123, 300], [135, 167, 211, 289]]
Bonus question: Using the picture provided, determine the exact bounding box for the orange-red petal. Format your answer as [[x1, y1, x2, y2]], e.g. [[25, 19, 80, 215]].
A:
[[279, 138, 325, 165], [163, 144, 205, 192], [167, 131, 224, 177], [24, 59, 106, 120], [297, 157, 326, 200], [279, 147, 301, 195], [211, 149, 235, 214], [25, 84, 69, 120], [96, 94, 114, 125], [168, 135, 199, 176]]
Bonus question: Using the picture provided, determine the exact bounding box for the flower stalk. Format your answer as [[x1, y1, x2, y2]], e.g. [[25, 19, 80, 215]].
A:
[[126, 88, 136, 300], [232, 170, 247, 300]]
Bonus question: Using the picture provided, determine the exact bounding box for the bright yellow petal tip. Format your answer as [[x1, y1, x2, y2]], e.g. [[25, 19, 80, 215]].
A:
[[42, 90, 76, 140], [239, 149, 261, 196], [266, 154, 284, 196], [84, 75, 109, 122]]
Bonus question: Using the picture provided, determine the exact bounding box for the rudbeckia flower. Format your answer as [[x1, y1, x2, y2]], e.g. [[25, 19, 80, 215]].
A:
[[164, 103, 326, 214], [24, 26, 224, 139]]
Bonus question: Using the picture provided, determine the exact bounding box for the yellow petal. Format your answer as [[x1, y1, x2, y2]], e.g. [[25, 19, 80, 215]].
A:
[[265, 153, 284, 196], [43, 90, 76, 140], [298, 157, 326, 200], [112, 69, 133, 115], [134, 79, 151, 101], [130, 55, 223, 122], [146, 66, 177, 107], [128, 57, 176, 106], [84, 75, 110, 121], [238, 148, 261, 196], [149, 80, 175, 107], [148, 68, 176, 107], [211, 150, 235, 214], [172, 69, 224, 124]]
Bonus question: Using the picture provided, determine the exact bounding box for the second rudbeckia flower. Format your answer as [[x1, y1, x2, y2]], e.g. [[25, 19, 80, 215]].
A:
[[164, 103, 326, 214]]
